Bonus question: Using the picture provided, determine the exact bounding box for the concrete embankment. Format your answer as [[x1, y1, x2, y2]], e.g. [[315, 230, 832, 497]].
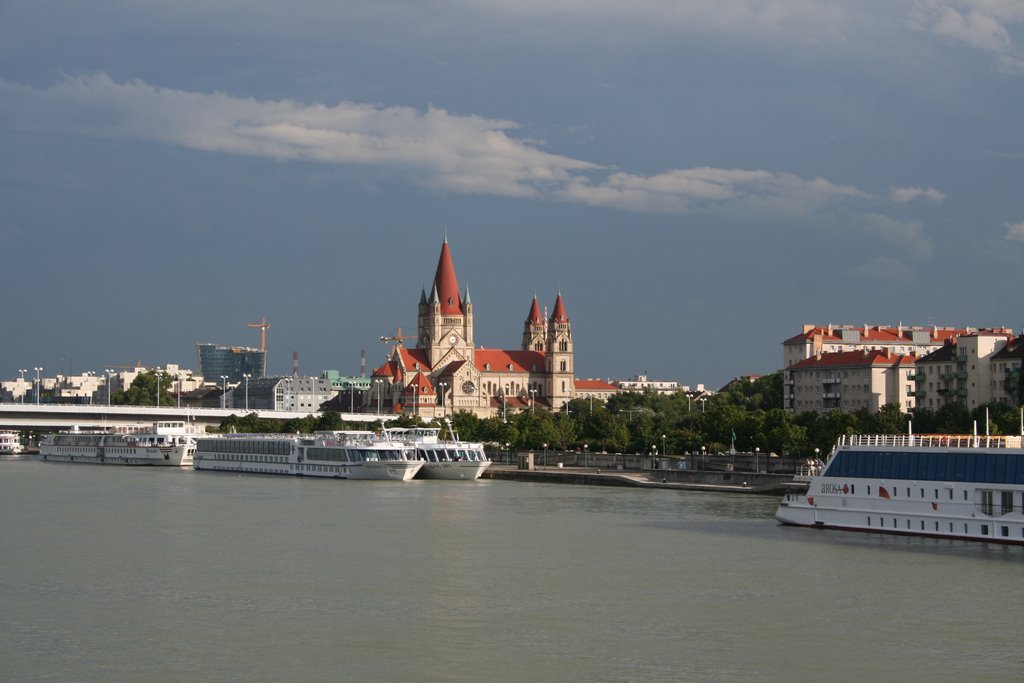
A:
[[482, 465, 794, 495]]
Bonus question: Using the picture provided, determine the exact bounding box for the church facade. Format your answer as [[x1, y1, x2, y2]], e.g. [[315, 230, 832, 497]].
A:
[[372, 238, 575, 419]]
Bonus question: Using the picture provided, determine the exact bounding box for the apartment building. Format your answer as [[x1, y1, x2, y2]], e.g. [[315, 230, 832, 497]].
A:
[[784, 349, 917, 415], [914, 332, 1017, 411]]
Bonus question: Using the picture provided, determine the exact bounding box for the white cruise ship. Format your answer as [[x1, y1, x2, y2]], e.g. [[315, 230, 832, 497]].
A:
[[384, 425, 491, 480], [38, 421, 202, 467], [193, 430, 422, 481], [776, 433, 1024, 545], [0, 430, 24, 456]]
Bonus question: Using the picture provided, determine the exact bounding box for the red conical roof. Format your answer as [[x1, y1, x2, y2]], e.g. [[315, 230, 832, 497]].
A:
[[550, 293, 569, 323], [433, 238, 462, 315], [526, 296, 543, 324]]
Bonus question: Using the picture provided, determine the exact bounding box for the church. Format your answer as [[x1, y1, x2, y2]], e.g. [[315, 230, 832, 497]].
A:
[[372, 238, 575, 419]]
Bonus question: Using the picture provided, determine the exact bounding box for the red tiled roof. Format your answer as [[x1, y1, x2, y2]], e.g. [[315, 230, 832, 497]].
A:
[[475, 349, 546, 373], [783, 325, 978, 345], [402, 372, 435, 395], [575, 379, 618, 391], [789, 350, 916, 369], [433, 238, 462, 316], [397, 347, 432, 372]]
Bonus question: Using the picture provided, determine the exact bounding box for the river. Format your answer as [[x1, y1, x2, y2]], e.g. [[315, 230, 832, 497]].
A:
[[1, 459, 1021, 682]]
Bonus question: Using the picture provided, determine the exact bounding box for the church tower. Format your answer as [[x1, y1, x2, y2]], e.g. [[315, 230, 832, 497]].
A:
[[417, 237, 473, 367], [522, 296, 546, 352], [547, 292, 574, 410]]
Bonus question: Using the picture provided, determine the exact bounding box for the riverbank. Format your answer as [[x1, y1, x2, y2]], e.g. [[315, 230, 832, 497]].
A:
[[482, 464, 797, 494]]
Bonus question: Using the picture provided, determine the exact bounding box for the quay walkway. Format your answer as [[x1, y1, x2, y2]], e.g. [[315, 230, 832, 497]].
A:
[[482, 464, 794, 494]]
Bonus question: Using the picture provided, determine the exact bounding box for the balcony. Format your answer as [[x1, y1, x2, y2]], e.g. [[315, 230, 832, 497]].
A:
[[822, 392, 841, 399], [820, 376, 841, 384], [956, 388, 968, 397]]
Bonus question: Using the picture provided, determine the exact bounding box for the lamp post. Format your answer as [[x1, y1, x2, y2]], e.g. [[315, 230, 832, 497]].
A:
[[413, 385, 418, 417], [439, 382, 447, 417], [584, 443, 588, 468], [701, 445, 706, 471], [375, 379, 382, 415], [106, 370, 114, 406], [698, 397, 706, 413], [662, 434, 666, 460], [156, 372, 161, 408], [542, 442, 547, 469], [177, 378, 182, 408], [529, 388, 536, 413], [505, 442, 510, 466], [755, 446, 761, 474], [220, 375, 228, 409], [243, 373, 251, 412], [502, 387, 507, 423], [350, 384, 355, 413], [18, 369, 26, 403], [33, 367, 42, 404]]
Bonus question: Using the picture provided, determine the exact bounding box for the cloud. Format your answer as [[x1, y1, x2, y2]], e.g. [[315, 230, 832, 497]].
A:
[[2, 73, 885, 219], [858, 213, 934, 259], [909, 0, 1024, 74], [1005, 221, 1024, 241], [849, 255, 915, 283], [0, 73, 597, 200], [559, 168, 866, 215], [889, 185, 946, 203]]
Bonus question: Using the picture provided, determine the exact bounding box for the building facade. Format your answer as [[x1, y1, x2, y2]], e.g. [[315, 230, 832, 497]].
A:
[[913, 332, 1017, 411], [784, 350, 917, 415], [197, 343, 267, 383], [371, 238, 574, 419], [782, 324, 976, 369]]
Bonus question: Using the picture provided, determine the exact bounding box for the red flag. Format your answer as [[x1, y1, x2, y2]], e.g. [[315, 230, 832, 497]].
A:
[[879, 486, 891, 499]]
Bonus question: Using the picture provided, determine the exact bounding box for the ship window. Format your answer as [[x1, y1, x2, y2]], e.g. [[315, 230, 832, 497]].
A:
[[850, 484, 855, 495], [920, 521, 925, 530], [866, 517, 871, 526], [964, 490, 968, 501], [906, 488, 910, 498], [920, 488, 924, 498], [1000, 526, 1009, 537], [867, 486, 871, 495], [892, 518, 898, 528], [980, 524, 989, 536], [1001, 491, 1014, 515]]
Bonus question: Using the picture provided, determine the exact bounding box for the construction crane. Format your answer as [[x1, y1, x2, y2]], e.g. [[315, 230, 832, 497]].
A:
[[380, 325, 415, 348], [248, 317, 271, 353]]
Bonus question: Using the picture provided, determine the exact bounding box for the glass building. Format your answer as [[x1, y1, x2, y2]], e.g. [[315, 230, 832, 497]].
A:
[[197, 343, 267, 383]]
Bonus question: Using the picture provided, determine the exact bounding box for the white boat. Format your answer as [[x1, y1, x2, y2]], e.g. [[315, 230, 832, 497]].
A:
[[776, 433, 1024, 545], [0, 430, 24, 455], [193, 430, 422, 481], [384, 424, 491, 480], [38, 421, 202, 467]]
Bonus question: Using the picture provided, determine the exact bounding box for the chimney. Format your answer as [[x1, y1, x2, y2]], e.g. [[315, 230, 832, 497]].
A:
[[292, 351, 299, 377]]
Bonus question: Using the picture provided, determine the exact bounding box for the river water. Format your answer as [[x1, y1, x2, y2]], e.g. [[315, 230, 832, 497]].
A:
[[1, 459, 1021, 682]]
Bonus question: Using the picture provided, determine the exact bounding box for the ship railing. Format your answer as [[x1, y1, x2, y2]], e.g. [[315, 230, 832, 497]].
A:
[[838, 434, 1023, 449]]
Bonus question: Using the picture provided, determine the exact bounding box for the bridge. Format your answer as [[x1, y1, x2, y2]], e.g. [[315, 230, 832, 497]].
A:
[[0, 403, 394, 432]]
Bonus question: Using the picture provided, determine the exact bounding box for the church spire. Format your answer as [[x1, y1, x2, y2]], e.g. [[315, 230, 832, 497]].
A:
[[527, 295, 543, 324], [432, 238, 462, 315], [550, 292, 569, 323]]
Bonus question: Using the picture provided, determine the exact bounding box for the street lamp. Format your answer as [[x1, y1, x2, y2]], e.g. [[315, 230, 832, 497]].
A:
[[662, 434, 667, 459], [106, 369, 114, 406], [698, 397, 707, 413], [156, 372, 161, 408], [177, 378, 182, 408], [349, 383, 355, 413], [220, 375, 228, 409], [33, 367, 42, 404], [439, 382, 447, 417], [375, 379, 382, 415], [584, 443, 588, 468], [542, 442, 547, 468], [502, 387, 507, 423], [529, 388, 536, 413], [243, 373, 251, 412], [755, 446, 761, 474], [701, 445, 706, 471], [505, 442, 511, 466], [18, 369, 26, 403]]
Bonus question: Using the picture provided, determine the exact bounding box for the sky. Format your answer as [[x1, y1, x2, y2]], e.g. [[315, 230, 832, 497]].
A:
[[2, 1, 1023, 390]]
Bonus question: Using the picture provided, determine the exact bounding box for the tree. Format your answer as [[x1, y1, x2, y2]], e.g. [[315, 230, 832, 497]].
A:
[[111, 370, 173, 406]]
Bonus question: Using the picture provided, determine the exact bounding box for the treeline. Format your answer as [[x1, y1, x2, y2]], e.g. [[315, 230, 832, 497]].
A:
[[216, 372, 1024, 457]]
